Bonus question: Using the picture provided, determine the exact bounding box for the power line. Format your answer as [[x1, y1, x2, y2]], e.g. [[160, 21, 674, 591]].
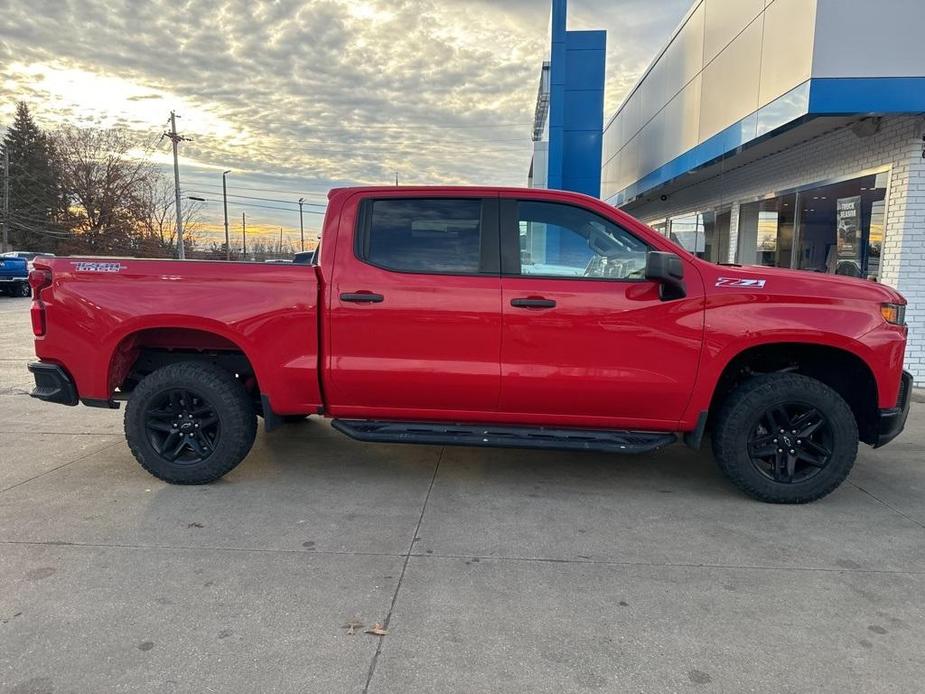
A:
[[332, 121, 528, 130], [293, 136, 532, 146], [218, 200, 326, 215], [184, 189, 326, 207], [7, 211, 76, 230], [8, 218, 76, 238], [183, 180, 330, 199]]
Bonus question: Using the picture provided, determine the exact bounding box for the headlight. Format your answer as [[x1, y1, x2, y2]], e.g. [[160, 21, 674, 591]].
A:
[[881, 303, 906, 325]]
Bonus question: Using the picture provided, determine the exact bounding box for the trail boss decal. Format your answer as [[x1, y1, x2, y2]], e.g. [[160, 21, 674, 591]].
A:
[[71, 262, 127, 273], [716, 277, 766, 288]]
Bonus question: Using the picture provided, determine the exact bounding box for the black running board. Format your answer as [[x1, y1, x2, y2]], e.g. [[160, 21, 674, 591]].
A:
[[331, 419, 676, 454]]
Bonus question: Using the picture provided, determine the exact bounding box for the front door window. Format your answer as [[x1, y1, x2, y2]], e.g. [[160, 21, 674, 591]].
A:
[[514, 200, 650, 280]]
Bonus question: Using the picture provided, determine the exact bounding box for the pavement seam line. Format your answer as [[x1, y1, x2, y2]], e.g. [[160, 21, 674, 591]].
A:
[[0, 440, 123, 495], [0, 431, 118, 436], [3, 540, 923, 575], [848, 480, 925, 530], [362, 446, 444, 694]]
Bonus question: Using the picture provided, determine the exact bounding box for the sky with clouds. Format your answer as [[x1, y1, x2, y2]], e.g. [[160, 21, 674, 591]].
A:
[[0, 0, 690, 247]]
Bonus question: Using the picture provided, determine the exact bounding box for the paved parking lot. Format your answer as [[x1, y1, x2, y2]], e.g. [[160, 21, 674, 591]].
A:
[[1, 295, 924, 693]]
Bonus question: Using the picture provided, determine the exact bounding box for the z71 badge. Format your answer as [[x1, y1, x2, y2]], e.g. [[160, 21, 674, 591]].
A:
[[71, 262, 127, 273], [716, 277, 766, 288]]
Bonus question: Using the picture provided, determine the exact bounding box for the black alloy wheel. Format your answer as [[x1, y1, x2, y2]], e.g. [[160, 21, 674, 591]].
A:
[[144, 388, 221, 464], [712, 373, 858, 503], [746, 403, 833, 484], [125, 361, 257, 484]]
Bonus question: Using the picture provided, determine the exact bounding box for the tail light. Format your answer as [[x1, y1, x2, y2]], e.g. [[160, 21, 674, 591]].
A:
[[29, 269, 52, 337], [29, 269, 52, 293]]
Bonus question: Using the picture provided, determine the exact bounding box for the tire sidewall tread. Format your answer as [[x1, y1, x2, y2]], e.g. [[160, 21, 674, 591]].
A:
[[712, 373, 859, 504], [125, 361, 257, 484]]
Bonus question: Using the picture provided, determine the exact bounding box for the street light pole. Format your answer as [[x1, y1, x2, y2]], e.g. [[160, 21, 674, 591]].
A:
[[298, 197, 305, 252], [222, 170, 231, 261], [242, 211, 247, 260]]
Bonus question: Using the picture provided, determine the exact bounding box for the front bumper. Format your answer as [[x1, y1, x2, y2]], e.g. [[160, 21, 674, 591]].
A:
[[874, 370, 913, 448], [28, 362, 78, 407]]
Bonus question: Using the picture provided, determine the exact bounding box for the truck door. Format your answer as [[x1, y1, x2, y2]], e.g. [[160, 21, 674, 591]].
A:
[[498, 197, 704, 429], [326, 193, 502, 417]]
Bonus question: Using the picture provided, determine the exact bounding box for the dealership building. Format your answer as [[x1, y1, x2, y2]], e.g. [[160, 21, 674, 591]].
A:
[[531, 0, 925, 379]]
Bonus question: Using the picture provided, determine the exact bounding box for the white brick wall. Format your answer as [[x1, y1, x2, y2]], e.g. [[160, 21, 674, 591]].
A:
[[624, 116, 925, 381]]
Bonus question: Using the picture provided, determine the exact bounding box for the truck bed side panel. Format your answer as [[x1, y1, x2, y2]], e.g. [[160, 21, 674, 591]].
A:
[[34, 259, 322, 414]]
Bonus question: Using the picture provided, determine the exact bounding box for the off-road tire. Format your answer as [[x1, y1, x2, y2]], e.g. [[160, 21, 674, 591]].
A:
[[125, 361, 257, 484], [712, 373, 858, 503]]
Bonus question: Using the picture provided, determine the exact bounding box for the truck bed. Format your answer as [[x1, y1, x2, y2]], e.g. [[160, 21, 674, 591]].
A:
[[33, 258, 323, 414]]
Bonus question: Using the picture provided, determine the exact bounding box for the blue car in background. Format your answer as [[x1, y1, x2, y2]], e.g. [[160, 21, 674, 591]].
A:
[[0, 253, 32, 297]]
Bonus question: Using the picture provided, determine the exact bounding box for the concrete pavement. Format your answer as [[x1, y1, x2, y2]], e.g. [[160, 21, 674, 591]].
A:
[[1, 295, 923, 693]]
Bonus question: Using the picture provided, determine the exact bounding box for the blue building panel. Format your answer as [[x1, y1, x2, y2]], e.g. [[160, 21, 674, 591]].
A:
[[808, 77, 925, 114], [541, 0, 606, 198], [562, 35, 607, 89], [563, 91, 605, 135]]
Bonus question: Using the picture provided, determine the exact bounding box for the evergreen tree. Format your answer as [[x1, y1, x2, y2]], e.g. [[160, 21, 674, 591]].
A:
[[1, 102, 62, 252]]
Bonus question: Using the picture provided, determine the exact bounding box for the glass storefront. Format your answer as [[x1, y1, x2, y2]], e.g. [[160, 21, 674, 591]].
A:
[[739, 171, 887, 279], [646, 170, 888, 280], [650, 210, 730, 264]]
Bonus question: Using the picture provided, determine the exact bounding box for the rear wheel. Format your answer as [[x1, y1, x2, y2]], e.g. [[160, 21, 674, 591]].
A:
[[17, 282, 31, 298], [125, 362, 257, 484], [712, 373, 858, 503]]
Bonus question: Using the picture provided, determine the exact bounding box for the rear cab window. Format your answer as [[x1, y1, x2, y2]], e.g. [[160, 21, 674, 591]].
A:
[[356, 198, 499, 275]]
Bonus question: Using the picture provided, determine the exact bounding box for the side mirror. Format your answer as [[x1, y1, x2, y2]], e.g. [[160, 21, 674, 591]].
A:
[[645, 251, 686, 300]]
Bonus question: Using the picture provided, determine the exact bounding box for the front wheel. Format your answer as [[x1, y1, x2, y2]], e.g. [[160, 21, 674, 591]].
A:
[[125, 362, 257, 484], [17, 282, 31, 298], [712, 373, 858, 503]]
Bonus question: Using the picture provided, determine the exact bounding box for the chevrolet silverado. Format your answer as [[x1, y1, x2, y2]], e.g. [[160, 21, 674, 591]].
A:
[[26, 187, 912, 503]]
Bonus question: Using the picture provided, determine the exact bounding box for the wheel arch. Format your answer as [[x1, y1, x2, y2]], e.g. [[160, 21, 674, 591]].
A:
[[106, 322, 262, 401], [704, 341, 880, 445]]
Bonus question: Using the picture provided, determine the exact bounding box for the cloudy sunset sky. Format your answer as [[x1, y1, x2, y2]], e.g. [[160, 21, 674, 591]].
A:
[[0, 0, 689, 247]]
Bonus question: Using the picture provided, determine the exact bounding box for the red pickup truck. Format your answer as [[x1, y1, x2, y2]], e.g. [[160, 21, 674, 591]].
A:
[[27, 187, 911, 503]]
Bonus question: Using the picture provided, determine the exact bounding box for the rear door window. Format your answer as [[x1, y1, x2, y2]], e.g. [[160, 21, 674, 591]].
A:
[[358, 198, 489, 275]]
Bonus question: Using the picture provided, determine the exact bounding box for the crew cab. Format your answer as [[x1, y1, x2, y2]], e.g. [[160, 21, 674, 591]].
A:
[[27, 187, 912, 503], [0, 254, 30, 297]]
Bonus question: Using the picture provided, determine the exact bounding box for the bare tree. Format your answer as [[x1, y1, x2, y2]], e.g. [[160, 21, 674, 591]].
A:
[[51, 126, 204, 257], [52, 126, 156, 255], [136, 176, 204, 257]]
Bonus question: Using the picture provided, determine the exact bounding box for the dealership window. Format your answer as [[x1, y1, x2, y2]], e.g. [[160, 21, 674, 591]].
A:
[[739, 194, 797, 269], [794, 173, 887, 279], [649, 210, 730, 264], [736, 172, 888, 280], [362, 199, 482, 274]]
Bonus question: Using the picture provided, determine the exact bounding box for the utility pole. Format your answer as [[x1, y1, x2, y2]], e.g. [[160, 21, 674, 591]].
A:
[[279, 227, 284, 256], [1, 149, 8, 253], [395, 172, 399, 186], [222, 170, 231, 261], [298, 198, 305, 252], [164, 111, 191, 259], [241, 212, 247, 259]]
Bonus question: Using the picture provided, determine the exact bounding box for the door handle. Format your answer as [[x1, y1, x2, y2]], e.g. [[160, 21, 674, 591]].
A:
[[340, 292, 384, 303], [511, 297, 556, 309]]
